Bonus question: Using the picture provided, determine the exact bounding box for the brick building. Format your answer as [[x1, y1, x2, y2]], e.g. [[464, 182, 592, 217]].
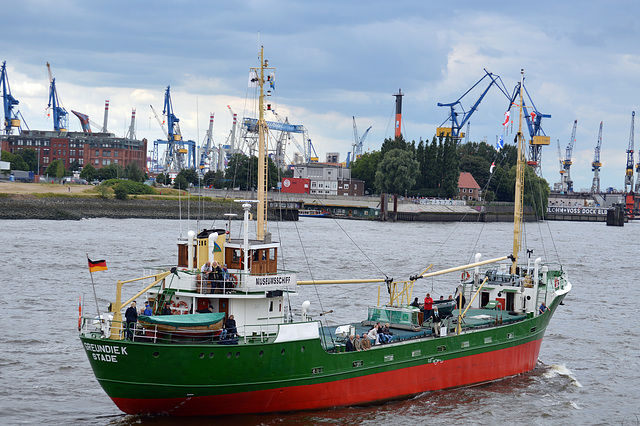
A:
[[1, 130, 147, 175], [457, 172, 481, 201]]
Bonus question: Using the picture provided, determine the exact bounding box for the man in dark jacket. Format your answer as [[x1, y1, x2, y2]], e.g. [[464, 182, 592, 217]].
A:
[[125, 301, 138, 340], [221, 314, 237, 339]]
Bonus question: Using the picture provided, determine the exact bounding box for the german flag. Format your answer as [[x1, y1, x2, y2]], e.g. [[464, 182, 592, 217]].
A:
[[88, 258, 108, 273]]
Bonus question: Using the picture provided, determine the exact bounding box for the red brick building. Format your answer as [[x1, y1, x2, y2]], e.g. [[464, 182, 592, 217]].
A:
[[457, 172, 481, 201], [1, 130, 147, 175]]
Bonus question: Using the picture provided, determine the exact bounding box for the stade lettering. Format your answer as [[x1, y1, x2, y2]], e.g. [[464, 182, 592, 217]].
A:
[[84, 343, 128, 363]]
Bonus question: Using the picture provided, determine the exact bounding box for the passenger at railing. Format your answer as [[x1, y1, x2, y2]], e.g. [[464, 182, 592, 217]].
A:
[[125, 301, 138, 340], [360, 333, 372, 350], [345, 335, 355, 352], [380, 323, 393, 343], [424, 293, 434, 322], [220, 314, 237, 339], [354, 334, 362, 351], [410, 297, 420, 308], [161, 302, 172, 315], [538, 302, 548, 314], [211, 261, 223, 294], [200, 261, 213, 293], [367, 326, 380, 345], [454, 289, 466, 309], [142, 301, 153, 316], [222, 264, 232, 293], [431, 308, 441, 337]]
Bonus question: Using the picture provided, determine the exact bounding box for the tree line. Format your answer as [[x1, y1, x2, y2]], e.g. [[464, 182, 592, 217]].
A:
[[350, 135, 549, 217]]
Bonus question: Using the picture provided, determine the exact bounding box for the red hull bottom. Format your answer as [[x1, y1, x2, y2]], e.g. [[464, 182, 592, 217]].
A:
[[112, 338, 543, 416]]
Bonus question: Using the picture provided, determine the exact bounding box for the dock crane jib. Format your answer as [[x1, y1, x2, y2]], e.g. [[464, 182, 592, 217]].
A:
[[46, 62, 68, 132], [625, 111, 636, 193], [1, 61, 26, 135], [561, 120, 578, 193], [437, 68, 510, 140], [591, 121, 603, 194]]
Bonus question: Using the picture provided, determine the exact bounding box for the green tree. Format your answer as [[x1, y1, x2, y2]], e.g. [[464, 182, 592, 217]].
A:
[[176, 168, 199, 186], [351, 151, 382, 195], [1, 150, 28, 171], [97, 164, 124, 181], [68, 160, 81, 172], [15, 148, 38, 171], [225, 154, 279, 190], [374, 148, 419, 195], [124, 162, 145, 182], [80, 164, 97, 181], [441, 138, 460, 198], [45, 159, 66, 179], [203, 170, 227, 189], [173, 174, 189, 190], [113, 184, 128, 200]]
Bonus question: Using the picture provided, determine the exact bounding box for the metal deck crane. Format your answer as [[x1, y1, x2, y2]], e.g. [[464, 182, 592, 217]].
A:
[[560, 120, 577, 192], [437, 69, 510, 141], [125, 109, 136, 140], [46, 62, 68, 132], [1, 61, 27, 135], [625, 111, 635, 193], [198, 113, 215, 174], [591, 121, 603, 194]]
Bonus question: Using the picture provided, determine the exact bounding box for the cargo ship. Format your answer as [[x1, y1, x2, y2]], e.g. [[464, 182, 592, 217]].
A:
[[79, 61, 571, 416]]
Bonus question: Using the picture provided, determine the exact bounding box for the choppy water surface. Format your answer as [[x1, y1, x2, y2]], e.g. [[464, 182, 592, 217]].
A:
[[1, 217, 638, 425]]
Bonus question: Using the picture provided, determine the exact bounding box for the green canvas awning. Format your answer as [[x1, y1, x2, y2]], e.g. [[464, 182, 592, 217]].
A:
[[139, 312, 225, 327]]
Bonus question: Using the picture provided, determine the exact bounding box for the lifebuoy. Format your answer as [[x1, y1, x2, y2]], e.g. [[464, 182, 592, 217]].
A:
[[229, 274, 238, 288], [461, 271, 470, 281], [554, 278, 559, 290], [171, 300, 189, 315]]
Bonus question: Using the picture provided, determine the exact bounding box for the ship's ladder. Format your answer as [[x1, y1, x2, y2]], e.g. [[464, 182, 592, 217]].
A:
[[154, 288, 177, 315]]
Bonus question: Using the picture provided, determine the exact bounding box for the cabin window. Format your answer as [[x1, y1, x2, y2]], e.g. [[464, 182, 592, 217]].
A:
[[233, 249, 241, 262], [252, 250, 259, 261], [269, 248, 276, 261], [269, 301, 274, 312]]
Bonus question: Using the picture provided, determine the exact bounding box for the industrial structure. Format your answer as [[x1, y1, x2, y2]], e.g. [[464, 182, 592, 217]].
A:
[[624, 111, 635, 194], [555, 120, 577, 193], [591, 121, 603, 194], [1, 61, 147, 176], [347, 116, 371, 167]]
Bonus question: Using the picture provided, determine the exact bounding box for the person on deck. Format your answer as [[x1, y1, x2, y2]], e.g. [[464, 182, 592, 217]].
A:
[[201, 261, 213, 292], [345, 335, 355, 352], [142, 301, 153, 316], [221, 314, 237, 339], [431, 307, 441, 337], [211, 261, 223, 293], [360, 333, 371, 350], [381, 323, 393, 343], [161, 302, 172, 315], [367, 326, 380, 345], [424, 293, 434, 323], [539, 302, 548, 314], [354, 334, 362, 352], [125, 301, 138, 340], [410, 297, 420, 308]]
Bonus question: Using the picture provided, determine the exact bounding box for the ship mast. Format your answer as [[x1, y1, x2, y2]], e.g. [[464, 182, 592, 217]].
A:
[[511, 69, 525, 274], [251, 46, 273, 241]]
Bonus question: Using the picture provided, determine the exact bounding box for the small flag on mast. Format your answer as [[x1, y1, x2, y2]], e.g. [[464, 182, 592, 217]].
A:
[[490, 162, 496, 173], [88, 258, 108, 273]]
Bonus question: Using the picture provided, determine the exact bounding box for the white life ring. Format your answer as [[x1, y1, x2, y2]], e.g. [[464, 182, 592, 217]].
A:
[[171, 300, 189, 315]]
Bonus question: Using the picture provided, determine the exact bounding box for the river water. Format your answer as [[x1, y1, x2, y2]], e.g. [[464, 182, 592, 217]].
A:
[[1, 216, 638, 425]]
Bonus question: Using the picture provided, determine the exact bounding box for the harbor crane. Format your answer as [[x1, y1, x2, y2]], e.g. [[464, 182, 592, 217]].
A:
[[437, 68, 510, 141], [1, 61, 27, 135], [625, 111, 635, 193], [349, 116, 371, 167], [71, 110, 92, 133], [591, 121, 603, 194], [125, 109, 136, 140], [198, 113, 215, 175], [504, 80, 551, 176], [560, 120, 578, 193], [46, 62, 68, 132]]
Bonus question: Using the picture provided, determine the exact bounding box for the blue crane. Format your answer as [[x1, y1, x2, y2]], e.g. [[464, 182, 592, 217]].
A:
[[591, 121, 603, 194], [1, 61, 26, 135], [437, 68, 510, 140], [504, 80, 551, 175], [350, 116, 371, 166], [46, 62, 68, 132], [625, 111, 635, 193]]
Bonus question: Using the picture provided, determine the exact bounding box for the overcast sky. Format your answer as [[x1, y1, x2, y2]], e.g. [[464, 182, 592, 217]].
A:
[[3, 0, 640, 191]]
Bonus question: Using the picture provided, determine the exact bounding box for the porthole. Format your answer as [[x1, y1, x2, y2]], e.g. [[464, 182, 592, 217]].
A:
[[259, 351, 264, 357], [227, 352, 232, 359], [281, 348, 285, 355], [209, 352, 214, 359], [235, 352, 240, 358], [152, 351, 159, 358], [301, 346, 305, 353], [199, 353, 205, 359]]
